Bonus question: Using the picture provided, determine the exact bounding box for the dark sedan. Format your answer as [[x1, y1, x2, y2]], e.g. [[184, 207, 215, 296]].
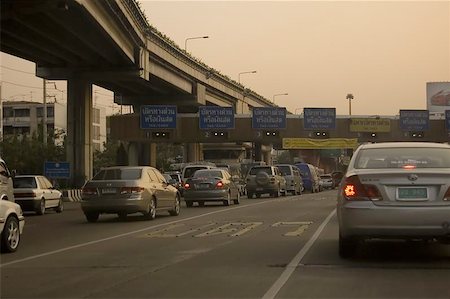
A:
[[183, 169, 240, 207]]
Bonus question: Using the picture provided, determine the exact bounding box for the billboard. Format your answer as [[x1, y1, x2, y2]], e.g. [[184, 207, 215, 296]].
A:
[[427, 82, 450, 113]]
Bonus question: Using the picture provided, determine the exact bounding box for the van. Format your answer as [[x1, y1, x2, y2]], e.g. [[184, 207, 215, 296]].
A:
[[275, 164, 304, 195], [0, 157, 15, 202], [294, 163, 320, 193], [181, 164, 216, 185]]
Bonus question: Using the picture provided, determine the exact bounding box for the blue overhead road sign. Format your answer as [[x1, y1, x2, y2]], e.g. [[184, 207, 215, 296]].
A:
[[44, 162, 70, 179], [199, 106, 235, 129], [399, 110, 429, 131], [252, 107, 286, 129], [140, 105, 177, 129], [304, 108, 336, 130]]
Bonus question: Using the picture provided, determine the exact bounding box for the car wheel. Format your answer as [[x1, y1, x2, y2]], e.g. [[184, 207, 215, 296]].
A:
[[143, 198, 156, 220], [198, 201, 205, 207], [0, 216, 20, 253], [55, 198, 64, 213], [339, 234, 358, 258], [85, 212, 99, 223], [234, 191, 240, 205], [36, 199, 45, 215], [223, 192, 231, 206], [185, 201, 193, 208], [118, 212, 127, 220], [273, 188, 280, 198], [247, 192, 254, 199], [169, 195, 181, 216]]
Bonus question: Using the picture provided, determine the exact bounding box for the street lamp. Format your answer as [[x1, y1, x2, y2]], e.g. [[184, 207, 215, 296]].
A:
[[184, 36, 209, 52], [238, 70, 257, 84], [272, 93, 288, 103], [346, 93, 354, 115]]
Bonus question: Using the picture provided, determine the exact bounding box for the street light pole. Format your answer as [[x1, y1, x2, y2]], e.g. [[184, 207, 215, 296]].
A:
[[346, 93, 354, 115], [272, 93, 288, 103], [238, 70, 257, 84], [184, 36, 209, 52]]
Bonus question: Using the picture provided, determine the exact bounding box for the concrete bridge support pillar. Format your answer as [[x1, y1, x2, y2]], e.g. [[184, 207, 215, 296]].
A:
[[128, 142, 140, 166], [127, 142, 157, 167], [184, 143, 203, 162], [262, 150, 272, 165], [67, 78, 93, 187], [253, 142, 262, 162]]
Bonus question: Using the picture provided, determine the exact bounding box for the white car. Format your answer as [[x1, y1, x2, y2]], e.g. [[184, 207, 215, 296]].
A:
[[13, 175, 63, 215], [0, 199, 25, 253], [337, 142, 450, 258]]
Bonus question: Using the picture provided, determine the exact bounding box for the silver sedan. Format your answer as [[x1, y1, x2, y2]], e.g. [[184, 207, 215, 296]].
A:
[[337, 142, 450, 258]]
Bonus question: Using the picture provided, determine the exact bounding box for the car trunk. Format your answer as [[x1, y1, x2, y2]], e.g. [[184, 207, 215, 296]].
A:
[[356, 169, 450, 207]]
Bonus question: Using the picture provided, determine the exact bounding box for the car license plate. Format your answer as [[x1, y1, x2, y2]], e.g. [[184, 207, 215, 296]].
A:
[[196, 184, 210, 190], [102, 188, 116, 194], [397, 187, 428, 200]]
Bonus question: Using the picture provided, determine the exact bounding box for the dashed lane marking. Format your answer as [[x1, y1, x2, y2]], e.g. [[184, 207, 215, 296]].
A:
[[194, 222, 264, 238]]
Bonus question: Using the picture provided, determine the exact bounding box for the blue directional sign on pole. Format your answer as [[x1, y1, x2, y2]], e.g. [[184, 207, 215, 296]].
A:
[[199, 106, 235, 129], [44, 162, 70, 179], [303, 108, 336, 130], [140, 105, 177, 129], [399, 110, 429, 131], [252, 107, 286, 129], [446, 110, 450, 131]]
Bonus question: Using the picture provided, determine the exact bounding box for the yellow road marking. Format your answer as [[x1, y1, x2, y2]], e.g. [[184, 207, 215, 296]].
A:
[[272, 221, 313, 236], [195, 222, 263, 238]]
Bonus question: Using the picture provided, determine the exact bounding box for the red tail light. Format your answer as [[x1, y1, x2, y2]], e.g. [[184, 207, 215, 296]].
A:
[[342, 175, 382, 201], [14, 192, 36, 198], [216, 181, 224, 188], [82, 187, 97, 196], [403, 164, 416, 170], [184, 183, 191, 189], [120, 187, 144, 194]]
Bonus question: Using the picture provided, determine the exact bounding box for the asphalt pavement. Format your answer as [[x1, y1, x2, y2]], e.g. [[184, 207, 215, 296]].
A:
[[1, 190, 449, 298]]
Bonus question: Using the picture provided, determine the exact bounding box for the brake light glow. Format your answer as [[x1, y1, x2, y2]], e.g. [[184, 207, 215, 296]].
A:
[[184, 183, 191, 189], [403, 164, 416, 170], [342, 175, 382, 201], [120, 187, 144, 194], [216, 181, 224, 188], [81, 187, 97, 196]]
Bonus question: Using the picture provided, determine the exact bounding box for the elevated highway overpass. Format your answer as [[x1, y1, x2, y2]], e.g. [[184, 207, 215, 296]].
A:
[[1, 0, 276, 185]]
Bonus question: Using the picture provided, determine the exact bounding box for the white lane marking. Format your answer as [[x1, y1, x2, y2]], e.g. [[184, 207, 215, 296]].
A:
[[0, 200, 274, 268], [194, 222, 263, 238], [262, 209, 336, 299]]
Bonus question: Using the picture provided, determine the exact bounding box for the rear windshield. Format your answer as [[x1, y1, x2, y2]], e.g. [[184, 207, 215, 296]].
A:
[[355, 147, 450, 169], [93, 168, 142, 180], [249, 167, 271, 175], [277, 166, 292, 176], [13, 177, 37, 188], [193, 170, 223, 178], [184, 167, 208, 178]]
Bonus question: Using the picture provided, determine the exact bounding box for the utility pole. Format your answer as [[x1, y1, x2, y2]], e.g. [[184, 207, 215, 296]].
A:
[[43, 79, 47, 145]]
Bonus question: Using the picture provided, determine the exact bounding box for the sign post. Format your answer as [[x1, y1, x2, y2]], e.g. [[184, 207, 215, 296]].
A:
[[44, 162, 70, 179], [303, 108, 336, 130]]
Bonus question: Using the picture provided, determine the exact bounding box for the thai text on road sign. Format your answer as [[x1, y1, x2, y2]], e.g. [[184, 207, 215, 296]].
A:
[[304, 108, 336, 130], [350, 118, 391, 132], [252, 107, 286, 129], [199, 106, 235, 129], [399, 110, 429, 131], [140, 105, 177, 129]]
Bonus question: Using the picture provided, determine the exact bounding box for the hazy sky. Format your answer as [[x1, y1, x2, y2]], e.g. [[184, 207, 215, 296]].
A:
[[1, 1, 449, 116]]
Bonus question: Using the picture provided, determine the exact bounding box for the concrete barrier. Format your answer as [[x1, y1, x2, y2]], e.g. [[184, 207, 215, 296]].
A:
[[62, 189, 82, 202]]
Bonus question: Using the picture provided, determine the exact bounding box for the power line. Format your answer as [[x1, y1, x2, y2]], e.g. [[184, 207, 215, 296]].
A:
[[1, 80, 43, 89], [0, 65, 35, 75]]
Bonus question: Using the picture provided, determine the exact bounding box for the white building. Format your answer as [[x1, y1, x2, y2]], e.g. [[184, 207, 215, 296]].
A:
[[2, 101, 106, 151]]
